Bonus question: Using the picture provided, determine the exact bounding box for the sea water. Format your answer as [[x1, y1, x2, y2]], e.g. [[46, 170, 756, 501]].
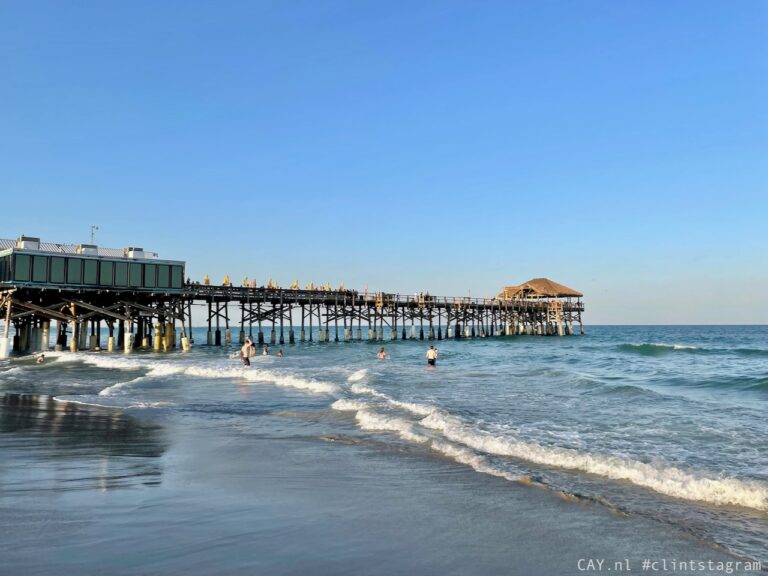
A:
[[0, 325, 765, 574]]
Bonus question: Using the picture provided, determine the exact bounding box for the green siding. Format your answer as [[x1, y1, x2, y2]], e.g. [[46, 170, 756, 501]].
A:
[[15, 254, 31, 281], [67, 259, 82, 284], [5, 253, 184, 291], [100, 261, 113, 286], [171, 265, 183, 289], [33, 256, 48, 282], [83, 259, 98, 285], [158, 265, 169, 288], [144, 264, 156, 288], [50, 257, 65, 283], [129, 263, 142, 287], [0, 255, 10, 282], [114, 262, 128, 287]]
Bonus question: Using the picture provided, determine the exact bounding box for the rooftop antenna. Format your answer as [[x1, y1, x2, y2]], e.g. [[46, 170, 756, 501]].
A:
[[90, 225, 99, 244]]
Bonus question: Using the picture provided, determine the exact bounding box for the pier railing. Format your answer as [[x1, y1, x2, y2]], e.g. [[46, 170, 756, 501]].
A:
[[183, 284, 584, 312]]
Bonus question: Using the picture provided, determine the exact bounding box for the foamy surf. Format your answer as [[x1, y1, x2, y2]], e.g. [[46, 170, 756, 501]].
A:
[[347, 369, 369, 382], [98, 376, 147, 396], [355, 409, 429, 444], [335, 400, 527, 482], [418, 411, 768, 511], [244, 369, 339, 394], [341, 382, 768, 512]]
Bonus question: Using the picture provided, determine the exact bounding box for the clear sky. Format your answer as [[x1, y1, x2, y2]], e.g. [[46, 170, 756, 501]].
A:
[[1, 1, 765, 324]]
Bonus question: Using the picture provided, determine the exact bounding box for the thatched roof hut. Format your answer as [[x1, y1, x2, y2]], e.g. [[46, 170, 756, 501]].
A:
[[498, 278, 582, 300]]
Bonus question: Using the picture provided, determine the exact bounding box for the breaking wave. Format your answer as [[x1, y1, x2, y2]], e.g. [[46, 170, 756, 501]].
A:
[[333, 383, 768, 512]]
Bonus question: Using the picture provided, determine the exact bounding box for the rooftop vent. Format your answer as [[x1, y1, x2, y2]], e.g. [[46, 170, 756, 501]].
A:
[[77, 243, 98, 256], [16, 236, 40, 250], [124, 247, 146, 259]]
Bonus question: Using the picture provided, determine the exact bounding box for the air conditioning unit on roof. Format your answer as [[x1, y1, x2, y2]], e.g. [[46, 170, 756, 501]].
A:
[[124, 247, 146, 259], [77, 244, 98, 256], [16, 236, 40, 250]]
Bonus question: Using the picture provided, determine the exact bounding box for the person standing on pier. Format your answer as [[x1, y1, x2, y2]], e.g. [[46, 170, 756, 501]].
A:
[[426, 346, 438, 366]]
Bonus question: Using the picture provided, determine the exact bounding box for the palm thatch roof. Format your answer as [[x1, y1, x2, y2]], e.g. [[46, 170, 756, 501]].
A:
[[499, 278, 583, 299]]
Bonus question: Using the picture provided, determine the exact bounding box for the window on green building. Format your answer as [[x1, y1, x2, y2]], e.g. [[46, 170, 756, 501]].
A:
[[14, 254, 31, 281], [100, 261, 114, 286], [158, 265, 170, 288], [50, 257, 65, 283], [129, 263, 142, 287], [144, 264, 156, 288], [115, 262, 128, 286], [171, 266, 183, 289], [32, 256, 48, 282], [83, 260, 98, 285], [67, 259, 82, 284]]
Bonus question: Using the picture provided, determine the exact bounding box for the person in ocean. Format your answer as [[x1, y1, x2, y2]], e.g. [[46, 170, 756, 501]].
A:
[[36, 354, 45, 364], [426, 346, 438, 366], [263, 345, 270, 356], [377, 347, 386, 360], [277, 349, 284, 357], [239, 342, 251, 367]]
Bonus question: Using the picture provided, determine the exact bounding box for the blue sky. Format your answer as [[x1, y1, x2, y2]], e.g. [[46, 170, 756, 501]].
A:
[[1, 1, 765, 323]]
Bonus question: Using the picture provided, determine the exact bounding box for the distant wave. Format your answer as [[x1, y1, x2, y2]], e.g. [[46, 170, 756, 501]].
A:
[[619, 343, 768, 358], [619, 343, 698, 356], [333, 385, 768, 512], [732, 348, 768, 358]]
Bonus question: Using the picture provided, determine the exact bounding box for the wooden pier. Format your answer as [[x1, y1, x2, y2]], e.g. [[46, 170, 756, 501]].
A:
[[0, 237, 584, 357]]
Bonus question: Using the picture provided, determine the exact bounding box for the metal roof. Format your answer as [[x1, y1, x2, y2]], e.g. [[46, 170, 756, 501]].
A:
[[0, 238, 163, 260]]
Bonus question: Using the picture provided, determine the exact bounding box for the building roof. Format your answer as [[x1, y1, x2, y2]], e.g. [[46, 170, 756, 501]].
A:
[[499, 278, 583, 299], [0, 238, 158, 259]]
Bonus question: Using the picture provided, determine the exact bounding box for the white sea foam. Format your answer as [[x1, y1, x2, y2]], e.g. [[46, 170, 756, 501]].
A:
[[98, 376, 147, 396], [419, 411, 768, 511], [348, 381, 437, 417], [431, 440, 520, 482], [350, 382, 386, 397], [0, 367, 25, 376], [628, 343, 698, 351], [355, 410, 429, 444], [347, 369, 369, 382], [344, 380, 768, 511], [340, 398, 521, 481], [331, 399, 373, 412], [244, 370, 339, 395]]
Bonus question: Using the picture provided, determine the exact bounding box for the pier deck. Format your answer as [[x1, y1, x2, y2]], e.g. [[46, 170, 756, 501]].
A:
[[0, 237, 584, 356]]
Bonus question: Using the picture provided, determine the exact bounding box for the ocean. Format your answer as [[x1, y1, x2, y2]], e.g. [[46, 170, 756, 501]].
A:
[[1, 325, 766, 575]]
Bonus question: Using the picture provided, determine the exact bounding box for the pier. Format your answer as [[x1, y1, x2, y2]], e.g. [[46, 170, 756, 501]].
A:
[[0, 237, 584, 357]]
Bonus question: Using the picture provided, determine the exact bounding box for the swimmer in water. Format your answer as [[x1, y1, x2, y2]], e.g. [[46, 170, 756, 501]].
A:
[[377, 347, 386, 360], [240, 342, 251, 367], [426, 346, 438, 366]]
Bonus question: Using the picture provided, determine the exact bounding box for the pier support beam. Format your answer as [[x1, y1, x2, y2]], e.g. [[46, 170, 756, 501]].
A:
[[40, 320, 50, 352], [154, 323, 162, 352], [124, 331, 134, 353], [0, 301, 10, 359]]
